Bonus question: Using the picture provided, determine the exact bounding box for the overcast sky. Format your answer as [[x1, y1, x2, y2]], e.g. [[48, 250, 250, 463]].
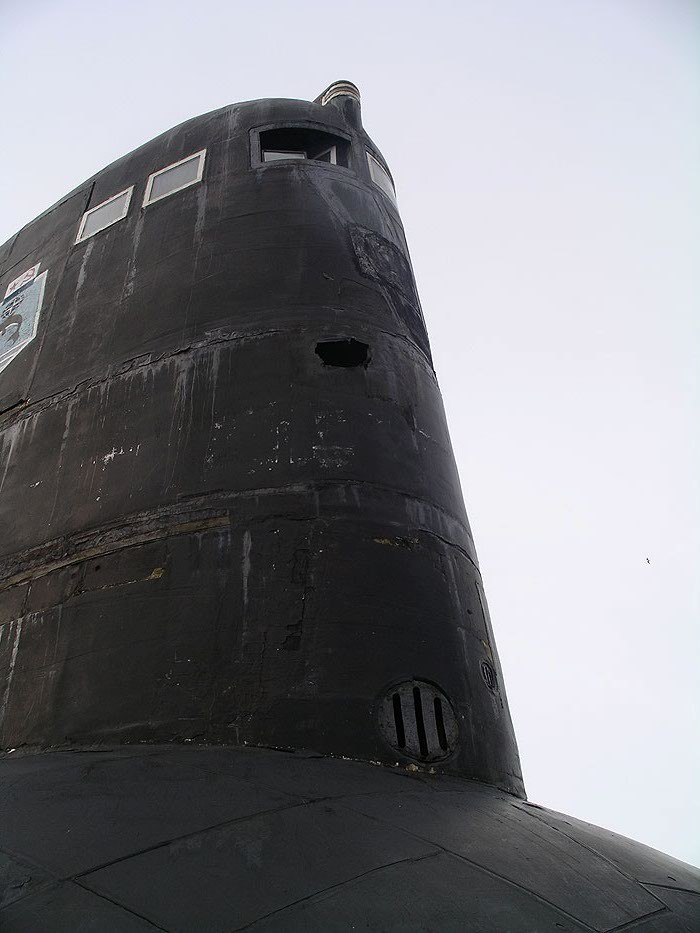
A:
[[2, 0, 698, 866]]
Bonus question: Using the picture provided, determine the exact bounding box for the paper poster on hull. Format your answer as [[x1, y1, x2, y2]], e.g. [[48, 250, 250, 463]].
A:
[[0, 265, 47, 375]]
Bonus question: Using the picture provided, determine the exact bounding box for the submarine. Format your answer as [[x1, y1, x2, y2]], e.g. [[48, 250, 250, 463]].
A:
[[0, 81, 697, 931]]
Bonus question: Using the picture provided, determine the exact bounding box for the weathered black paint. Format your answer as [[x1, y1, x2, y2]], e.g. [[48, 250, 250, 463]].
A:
[[1, 84, 698, 930], [0, 85, 522, 793], [1, 746, 698, 931]]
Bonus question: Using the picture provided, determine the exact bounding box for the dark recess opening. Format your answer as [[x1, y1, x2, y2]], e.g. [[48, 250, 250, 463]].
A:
[[315, 339, 369, 368], [260, 127, 350, 167], [434, 697, 448, 751], [392, 693, 406, 748]]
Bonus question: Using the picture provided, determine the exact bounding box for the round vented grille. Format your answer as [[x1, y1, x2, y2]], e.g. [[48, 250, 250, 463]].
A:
[[378, 681, 458, 762]]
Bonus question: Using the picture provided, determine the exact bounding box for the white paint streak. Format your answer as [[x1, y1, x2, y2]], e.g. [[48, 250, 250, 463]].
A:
[[46, 400, 74, 529], [75, 238, 95, 300], [0, 619, 22, 737], [123, 211, 144, 299], [0, 422, 21, 496], [102, 446, 124, 464]]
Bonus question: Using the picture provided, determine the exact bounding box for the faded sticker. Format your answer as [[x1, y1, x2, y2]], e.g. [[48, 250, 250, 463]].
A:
[[0, 268, 47, 376], [4, 262, 40, 299]]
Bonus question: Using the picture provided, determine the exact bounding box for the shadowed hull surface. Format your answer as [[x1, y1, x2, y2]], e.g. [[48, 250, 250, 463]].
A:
[[0, 746, 698, 931]]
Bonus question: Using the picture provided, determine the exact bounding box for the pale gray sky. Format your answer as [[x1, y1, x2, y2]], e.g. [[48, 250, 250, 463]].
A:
[[2, 0, 698, 865]]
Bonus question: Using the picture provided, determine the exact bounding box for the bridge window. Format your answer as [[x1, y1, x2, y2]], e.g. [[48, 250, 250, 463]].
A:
[[259, 128, 348, 167], [143, 150, 206, 206], [367, 152, 396, 203], [76, 188, 133, 243]]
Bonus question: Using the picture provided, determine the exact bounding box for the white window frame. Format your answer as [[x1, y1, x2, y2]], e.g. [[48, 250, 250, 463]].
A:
[[315, 145, 337, 165], [261, 146, 337, 164], [367, 151, 396, 201], [142, 149, 206, 207], [75, 187, 133, 244], [262, 149, 307, 162]]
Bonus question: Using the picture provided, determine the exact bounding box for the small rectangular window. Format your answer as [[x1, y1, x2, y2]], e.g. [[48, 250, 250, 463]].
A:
[[367, 152, 396, 203], [143, 150, 206, 206], [76, 188, 133, 243]]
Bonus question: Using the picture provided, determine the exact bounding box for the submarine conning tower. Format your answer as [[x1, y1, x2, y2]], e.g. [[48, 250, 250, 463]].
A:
[[0, 81, 523, 796]]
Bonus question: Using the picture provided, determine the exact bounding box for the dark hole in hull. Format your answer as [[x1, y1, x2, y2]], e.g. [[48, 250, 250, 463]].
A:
[[315, 339, 370, 368]]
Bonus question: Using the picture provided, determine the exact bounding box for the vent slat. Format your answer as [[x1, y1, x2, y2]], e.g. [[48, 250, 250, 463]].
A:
[[379, 680, 458, 763]]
